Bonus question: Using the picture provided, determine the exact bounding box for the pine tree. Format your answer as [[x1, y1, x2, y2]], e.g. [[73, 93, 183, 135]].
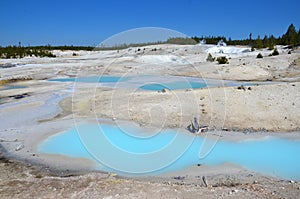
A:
[[262, 35, 268, 48], [268, 35, 275, 50], [254, 35, 263, 49], [298, 29, 300, 46], [283, 24, 298, 46]]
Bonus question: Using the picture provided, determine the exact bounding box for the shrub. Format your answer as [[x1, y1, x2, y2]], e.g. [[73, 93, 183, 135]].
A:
[[272, 48, 279, 56], [206, 53, 215, 62], [216, 56, 229, 64], [256, 53, 263, 58], [268, 43, 274, 50]]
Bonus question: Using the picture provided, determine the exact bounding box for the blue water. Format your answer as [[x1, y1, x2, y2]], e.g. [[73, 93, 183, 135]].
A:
[[49, 76, 124, 83], [48, 76, 210, 90], [39, 123, 300, 180], [48, 75, 271, 91], [0, 84, 26, 91], [139, 81, 207, 91]]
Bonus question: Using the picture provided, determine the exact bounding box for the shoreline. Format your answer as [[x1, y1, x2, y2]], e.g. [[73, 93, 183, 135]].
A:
[[1, 142, 300, 199], [1, 115, 300, 181]]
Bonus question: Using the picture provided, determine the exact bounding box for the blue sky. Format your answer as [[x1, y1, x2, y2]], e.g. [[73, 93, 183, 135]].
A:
[[1, 0, 299, 46]]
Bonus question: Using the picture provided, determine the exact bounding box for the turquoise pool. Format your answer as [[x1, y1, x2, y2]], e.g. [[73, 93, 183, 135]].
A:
[[139, 81, 208, 91], [49, 76, 124, 83], [39, 123, 300, 180], [48, 75, 216, 90]]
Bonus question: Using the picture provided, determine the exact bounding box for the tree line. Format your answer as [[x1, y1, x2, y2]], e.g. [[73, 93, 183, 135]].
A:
[[192, 24, 300, 49], [0, 23, 299, 59], [0, 45, 94, 59]]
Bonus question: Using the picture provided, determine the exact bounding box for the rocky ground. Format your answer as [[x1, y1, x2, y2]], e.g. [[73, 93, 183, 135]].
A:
[[1, 155, 300, 199]]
